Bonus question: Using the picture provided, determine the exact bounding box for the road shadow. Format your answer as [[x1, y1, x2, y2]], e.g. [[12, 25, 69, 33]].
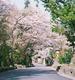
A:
[[0, 67, 56, 79], [0, 67, 72, 80]]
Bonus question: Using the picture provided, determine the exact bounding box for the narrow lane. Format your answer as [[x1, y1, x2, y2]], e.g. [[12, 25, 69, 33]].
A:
[[0, 67, 72, 80]]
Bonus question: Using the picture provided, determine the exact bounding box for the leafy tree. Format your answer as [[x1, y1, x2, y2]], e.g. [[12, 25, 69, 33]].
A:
[[42, 0, 75, 53], [0, 0, 14, 68]]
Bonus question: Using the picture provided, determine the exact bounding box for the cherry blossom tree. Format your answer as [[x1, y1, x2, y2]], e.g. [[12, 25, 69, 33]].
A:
[[10, 5, 69, 59]]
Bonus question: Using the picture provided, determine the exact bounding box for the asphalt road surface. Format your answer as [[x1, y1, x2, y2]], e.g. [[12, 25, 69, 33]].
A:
[[0, 67, 72, 80]]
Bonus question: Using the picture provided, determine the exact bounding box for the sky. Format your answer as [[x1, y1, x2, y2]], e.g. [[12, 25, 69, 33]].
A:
[[10, 0, 44, 10], [9, 0, 50, 17], [10, 0, 25, 9]]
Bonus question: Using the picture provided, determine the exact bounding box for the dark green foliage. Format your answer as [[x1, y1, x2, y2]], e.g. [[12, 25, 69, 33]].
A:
[[58, 49, 73, 64], [0, 43, 14, 67], [21, 42, 34, 67], [14, 42, 35, 67], [13, 50, 22, 64], [0, 67, 17, 72], [0, 14, 13, 68], [24, 0, 30, 8], [42, 0, 75, 53], [45, 57, 54, 66], [42, 0, 75, 21]]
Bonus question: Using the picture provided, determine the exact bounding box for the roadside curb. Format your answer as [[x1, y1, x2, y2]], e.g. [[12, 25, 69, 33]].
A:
[[58, 71, 75, 80], [50, 66, 75, 80]]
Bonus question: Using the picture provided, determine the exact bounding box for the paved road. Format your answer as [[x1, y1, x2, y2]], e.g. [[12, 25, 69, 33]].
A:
[[0, 67, 72, 80]]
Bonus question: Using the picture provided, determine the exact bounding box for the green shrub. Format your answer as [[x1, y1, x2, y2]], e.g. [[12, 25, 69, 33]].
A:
[[58, 49, 73, 64], [13, 42, 34, 67], [0, 43, 14, 67], [45, 56, 54, 66], [0, 67, 17, 72]]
